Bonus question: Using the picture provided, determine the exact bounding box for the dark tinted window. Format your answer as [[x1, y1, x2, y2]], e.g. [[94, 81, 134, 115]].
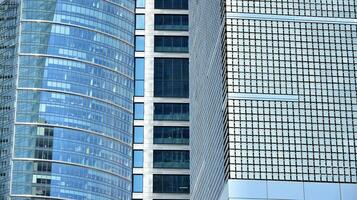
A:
[[154, 36, 188, 53], [153, 175, 189, 193], [153, 126, 189, 144], [155, 14, 188, 31], [154, 103, 189, 121], [154, 150, 189, 169], [154, 58, 188, 98], [155, 0, 188, 9]]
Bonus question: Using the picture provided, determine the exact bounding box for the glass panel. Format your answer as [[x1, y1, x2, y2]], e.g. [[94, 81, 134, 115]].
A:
[[134, 126, 144, 143], [153, 175, 189, 193], [135, 80, 144, 96], [154, 58, 188, 98], [154, 103, 189, 121], [153, 150, 189, 169], [133, 174, 143, 193], [135, 58, 145, 96], [154, 36, 188, 53], [155, 14, 188, 31], [136, 0, 145, 8], [134, 150, 143, 168], [155, 0, 188, 9], [134, 103, 144, 120], [136, 15, 145, 30], [153, 126, 189, 144], [135, 36, 145, 51]]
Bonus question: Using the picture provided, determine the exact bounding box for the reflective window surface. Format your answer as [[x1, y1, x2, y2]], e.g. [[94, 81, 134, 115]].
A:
[[153, 126, 189, 144], [10, 0, 135, 199], [153, 175, 190, 193], [133, 174, 143, 193], [155, 0, 188, 10], [136, 0, 145, 8], [136, 14, 145, 30], [153, 150, 189, 169], [134, 150, 144, 168], [154, 58, 189, 98], [136, 36, 145, 51], [154, 36, 188, 53], [135, 58, 145, 96], [134, 126, 144, 144], [155, 14, 188, 31], [153, 103, 189, 121], [134, 103, 144, 120]]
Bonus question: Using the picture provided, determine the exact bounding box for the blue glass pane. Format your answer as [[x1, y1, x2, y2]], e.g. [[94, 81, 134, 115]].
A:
[[136, 0, 145, 8], [136, 15, 145, 30], [135, 58, 145, 79], [134, 126, 144, 143], [133, 174, 143, 193], [135, 36, 145, 51], [135, 80, 145, 96], [134, 103, 144, 120], [134, 150, 143, 168]]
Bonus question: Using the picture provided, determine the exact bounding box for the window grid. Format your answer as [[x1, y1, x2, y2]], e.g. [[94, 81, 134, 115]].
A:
[[226, 18, 357, 183]]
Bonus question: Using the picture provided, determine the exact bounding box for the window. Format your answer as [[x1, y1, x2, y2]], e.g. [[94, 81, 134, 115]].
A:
[[153, 126, 189, 144], [153, 150, 189, 169], [154, 36, 188, 53], [135, 58, 145, 96], [153, 175, 189, 193], [154, 103, 189, 121], [136, 15, 145, 30], [155, 14, 188, 31], [155, 0, 188, 9], [135, 36, 145, 51], [134, 103, 144, 120], [133, 174, 143, 193], [134, 126, 144, 144], [134, 150, 143, 168], [154, 58, 188, 98], [136, 0, 145, 8]]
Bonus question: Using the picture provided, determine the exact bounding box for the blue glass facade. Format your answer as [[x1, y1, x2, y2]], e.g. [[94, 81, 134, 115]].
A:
[[0, 0, 135, 199]]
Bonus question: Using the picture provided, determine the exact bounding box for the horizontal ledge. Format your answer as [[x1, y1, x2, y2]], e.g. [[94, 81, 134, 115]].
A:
[[228, 93, 299, 101], [226, 13, 357, 24], [12, 158, 131, 181]]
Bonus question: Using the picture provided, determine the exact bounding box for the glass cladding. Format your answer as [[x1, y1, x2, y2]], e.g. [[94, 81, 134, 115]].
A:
[[153, 103, 189, 121], [0, 1, 19, 199], [10, 0, 135, 199], [153, 175, 190, 193], [153, 126, 189, 144], [155, 0, 188, 10], [154, 58, 189, 98], [226, 0, 357, 18], [154, 14, 188, 31], [153, 150, 189, 169], [154, 36, 189, 53], [133, 174, 143, 193], [222, 0, 357, 187], [226, 16, 357, 182]]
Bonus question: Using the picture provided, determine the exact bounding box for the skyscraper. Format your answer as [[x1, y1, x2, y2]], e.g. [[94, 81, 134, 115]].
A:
[[0, 0, 135, 199], [132, 0, 190, 199], [190, 1, 357, 200]]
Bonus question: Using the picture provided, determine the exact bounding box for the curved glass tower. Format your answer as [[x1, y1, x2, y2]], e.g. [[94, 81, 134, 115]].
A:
[[0, 0, 135, 199]]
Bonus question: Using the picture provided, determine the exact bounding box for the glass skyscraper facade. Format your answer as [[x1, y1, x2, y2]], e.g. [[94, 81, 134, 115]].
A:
[[132, 0, 190, 199], [0, 0, 135, 199], [190, 1, 357, 200]]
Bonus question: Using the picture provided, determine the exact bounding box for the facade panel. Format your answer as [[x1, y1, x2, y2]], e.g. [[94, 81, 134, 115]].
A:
[[190, 0, 357, 199], [0, 0, 135, 199]]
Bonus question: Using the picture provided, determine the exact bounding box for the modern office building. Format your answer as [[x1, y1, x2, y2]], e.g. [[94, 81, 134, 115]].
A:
[[0, 0, 135, 199], [132, 0, 190, 199], [190, 1, 357, 200]]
